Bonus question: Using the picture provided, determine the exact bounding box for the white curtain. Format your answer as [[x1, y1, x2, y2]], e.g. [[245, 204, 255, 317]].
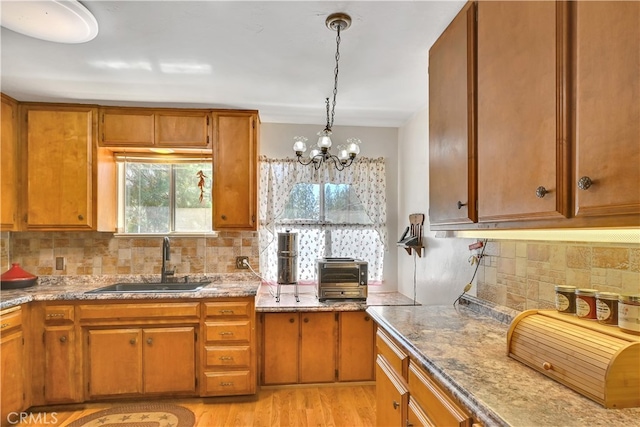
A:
[[258, 156, 387, 283]]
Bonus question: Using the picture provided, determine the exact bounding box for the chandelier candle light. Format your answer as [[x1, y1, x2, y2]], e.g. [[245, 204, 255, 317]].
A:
[[293, 12, 361, 171]]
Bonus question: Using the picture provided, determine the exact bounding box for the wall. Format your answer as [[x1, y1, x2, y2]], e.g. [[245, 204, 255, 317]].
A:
[[397, 107, 476, 305], [260, 123, 399, 291], [477, 240, 640, 310]]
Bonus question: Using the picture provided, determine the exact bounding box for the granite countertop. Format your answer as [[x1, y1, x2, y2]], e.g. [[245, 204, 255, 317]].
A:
[[0, 274, 260, 310], [367, 297, 640, 427], [255, 282, 418, 312]]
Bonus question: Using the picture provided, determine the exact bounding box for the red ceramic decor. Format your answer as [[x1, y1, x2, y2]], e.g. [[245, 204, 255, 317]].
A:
[[1, 263, 38, 289]]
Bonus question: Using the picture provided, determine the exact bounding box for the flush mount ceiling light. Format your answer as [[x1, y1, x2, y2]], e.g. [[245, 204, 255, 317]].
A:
[[1, 0, 98, 43], [293, 12, 361, 171]]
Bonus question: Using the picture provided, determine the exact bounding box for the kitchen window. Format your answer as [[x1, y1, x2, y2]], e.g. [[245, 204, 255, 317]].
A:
[[259, 157, 387, 283], [115, 155, 212, 234]]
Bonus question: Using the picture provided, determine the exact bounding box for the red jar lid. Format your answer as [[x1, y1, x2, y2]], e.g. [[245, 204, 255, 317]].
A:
[[1, 263, 37, 282]]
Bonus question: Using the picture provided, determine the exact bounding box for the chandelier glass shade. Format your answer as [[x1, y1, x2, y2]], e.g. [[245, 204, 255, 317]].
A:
[[293, 13, 361, 171]]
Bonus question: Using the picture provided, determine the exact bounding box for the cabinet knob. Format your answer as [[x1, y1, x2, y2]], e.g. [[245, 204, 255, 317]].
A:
[[393, 400, 400, 409], [130, 338, 136, 345], [289, 318, 295, 323], [457, 201, 467, 210], [221, 215, 227, 220], [147, 338, 153, 345], [542, 362, 552, 371], [78, 214, 84, 221], [59, 335, 67, 343], [364, 316, 370, 321], [577, 176, 593, 190], [303, 318, 309, 323], [535, 186, 548, 198]]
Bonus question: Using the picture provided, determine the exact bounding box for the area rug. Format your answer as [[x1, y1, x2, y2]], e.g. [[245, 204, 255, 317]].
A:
[[65, 403, 195, 427]]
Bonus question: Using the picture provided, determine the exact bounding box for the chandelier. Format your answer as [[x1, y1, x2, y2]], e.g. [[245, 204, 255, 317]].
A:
[[293, 13, 361, 171]]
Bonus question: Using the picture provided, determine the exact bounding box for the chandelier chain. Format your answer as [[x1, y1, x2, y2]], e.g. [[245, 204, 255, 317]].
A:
[[329, 24, 341, 129]]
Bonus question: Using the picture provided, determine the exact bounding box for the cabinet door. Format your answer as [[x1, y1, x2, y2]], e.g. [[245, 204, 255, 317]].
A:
[[262, 313, 299, 385], [338, 311, 375, 381], [25, 107, 95, 230], [156, 112, 210, 147], [429, 2, 477, 226], [300, 312, 336, 383], [573, 1, 640, 220], [1, 95, 18, 231], [1, 330, 24, 423], [44, 326, 81, 403], [212, 112, 258, 230], [477, 1, 569, 222], [100, 108, 154, 146], [142, 327, 196, 394], [376, 355, 408, 427], [87, 329, 143, 397]]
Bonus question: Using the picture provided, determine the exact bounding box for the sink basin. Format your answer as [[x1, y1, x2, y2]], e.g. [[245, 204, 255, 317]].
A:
[[86, 282, 211, 293]]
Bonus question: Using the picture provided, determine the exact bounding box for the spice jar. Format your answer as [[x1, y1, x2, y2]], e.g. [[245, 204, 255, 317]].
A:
[[555, 285, 576, 314], [595, 292, 619, 325], [575, 289, 598, 319], [618, 294, 640, 335]]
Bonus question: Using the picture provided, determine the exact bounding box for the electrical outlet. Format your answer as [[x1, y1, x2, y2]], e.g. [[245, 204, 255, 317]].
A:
[[235, 256, 249, 269], [55, 257, 65, 270]]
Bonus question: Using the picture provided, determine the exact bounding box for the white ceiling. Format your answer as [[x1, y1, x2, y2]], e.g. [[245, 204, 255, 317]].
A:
[[0, 1, 465, 127]]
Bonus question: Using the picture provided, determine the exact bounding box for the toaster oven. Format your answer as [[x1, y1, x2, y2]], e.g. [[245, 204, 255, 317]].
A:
[[316, 257, 368, 301]]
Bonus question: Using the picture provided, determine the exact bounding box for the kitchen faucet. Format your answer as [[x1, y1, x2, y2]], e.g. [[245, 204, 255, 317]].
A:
[[161, 236, 175, 283]]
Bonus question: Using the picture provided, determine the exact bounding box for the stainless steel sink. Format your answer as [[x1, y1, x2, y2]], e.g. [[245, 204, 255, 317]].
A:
[[86, 282, 211, 293]]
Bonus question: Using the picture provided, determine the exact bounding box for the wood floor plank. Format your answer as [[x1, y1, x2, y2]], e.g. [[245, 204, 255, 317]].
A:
[[15, 385, 376, 427]]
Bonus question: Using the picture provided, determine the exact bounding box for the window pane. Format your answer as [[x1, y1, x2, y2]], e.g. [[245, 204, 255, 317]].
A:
[[324, 184, 371, 224], [175, 163, 212, 232], [124, 163, 170, 233], [281, 183, 320, 220]]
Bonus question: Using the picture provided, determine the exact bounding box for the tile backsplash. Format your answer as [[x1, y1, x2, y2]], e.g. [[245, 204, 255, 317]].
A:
[[477, 240, 640, 311], [0, 231, 259, 277]]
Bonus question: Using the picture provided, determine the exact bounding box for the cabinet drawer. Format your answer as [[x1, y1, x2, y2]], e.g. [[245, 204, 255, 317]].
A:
[[203, 371, 252, 396], [205, 321, 251, 343], [45, 305, 75, 323], [376, 329, 408, 379], [78, 302, 200, 322], [0, 308, 21, 332], [408, 362, 472, 427], [204, 301, 251, 318], [205, 345, 251, 368], [508, 310, 640, 408]]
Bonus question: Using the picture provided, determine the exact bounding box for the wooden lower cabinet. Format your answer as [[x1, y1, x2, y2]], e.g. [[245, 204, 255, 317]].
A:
[[376, 355, 408, 427], [201, 298, 256, 396], [1, 307, 25, 426], [44, 325, 81, 403], [261, 311, 374, 385], [86, 327, 196, 398]]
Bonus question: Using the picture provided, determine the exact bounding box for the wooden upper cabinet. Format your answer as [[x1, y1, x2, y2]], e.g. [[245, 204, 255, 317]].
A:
[[212, 111, 258, 230], [1, 94, 19, 231], [477, 1, 569, 222], [99, 108, 210, 148], [23, 106, 96, 230], [573, 1, 640, 221], [428, 2, 477, 226]]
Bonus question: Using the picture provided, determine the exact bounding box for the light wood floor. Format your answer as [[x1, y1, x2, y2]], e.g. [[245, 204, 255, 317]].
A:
[[17, 385, 376, 427]]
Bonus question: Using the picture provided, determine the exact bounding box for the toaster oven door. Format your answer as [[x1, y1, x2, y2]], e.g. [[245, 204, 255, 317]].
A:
[[319, 263, 361, 286]]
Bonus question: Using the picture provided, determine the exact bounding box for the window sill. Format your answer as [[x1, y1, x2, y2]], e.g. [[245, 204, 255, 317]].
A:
[[113, 231, 219, 238]]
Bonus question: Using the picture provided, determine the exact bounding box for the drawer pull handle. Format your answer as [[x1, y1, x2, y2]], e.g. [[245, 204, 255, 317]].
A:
[[219, 331, 234, 336], [219, 356, 234, 361], [220, 382, 234, 387], [130, 338, 136, 345], [219, 310, 235, 314], [393, 400, 400, 409], [542, 362, 552, 371], [47, 313, 65, 318], [1, 323, 10, 329], [59, 336, 67, 343]]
